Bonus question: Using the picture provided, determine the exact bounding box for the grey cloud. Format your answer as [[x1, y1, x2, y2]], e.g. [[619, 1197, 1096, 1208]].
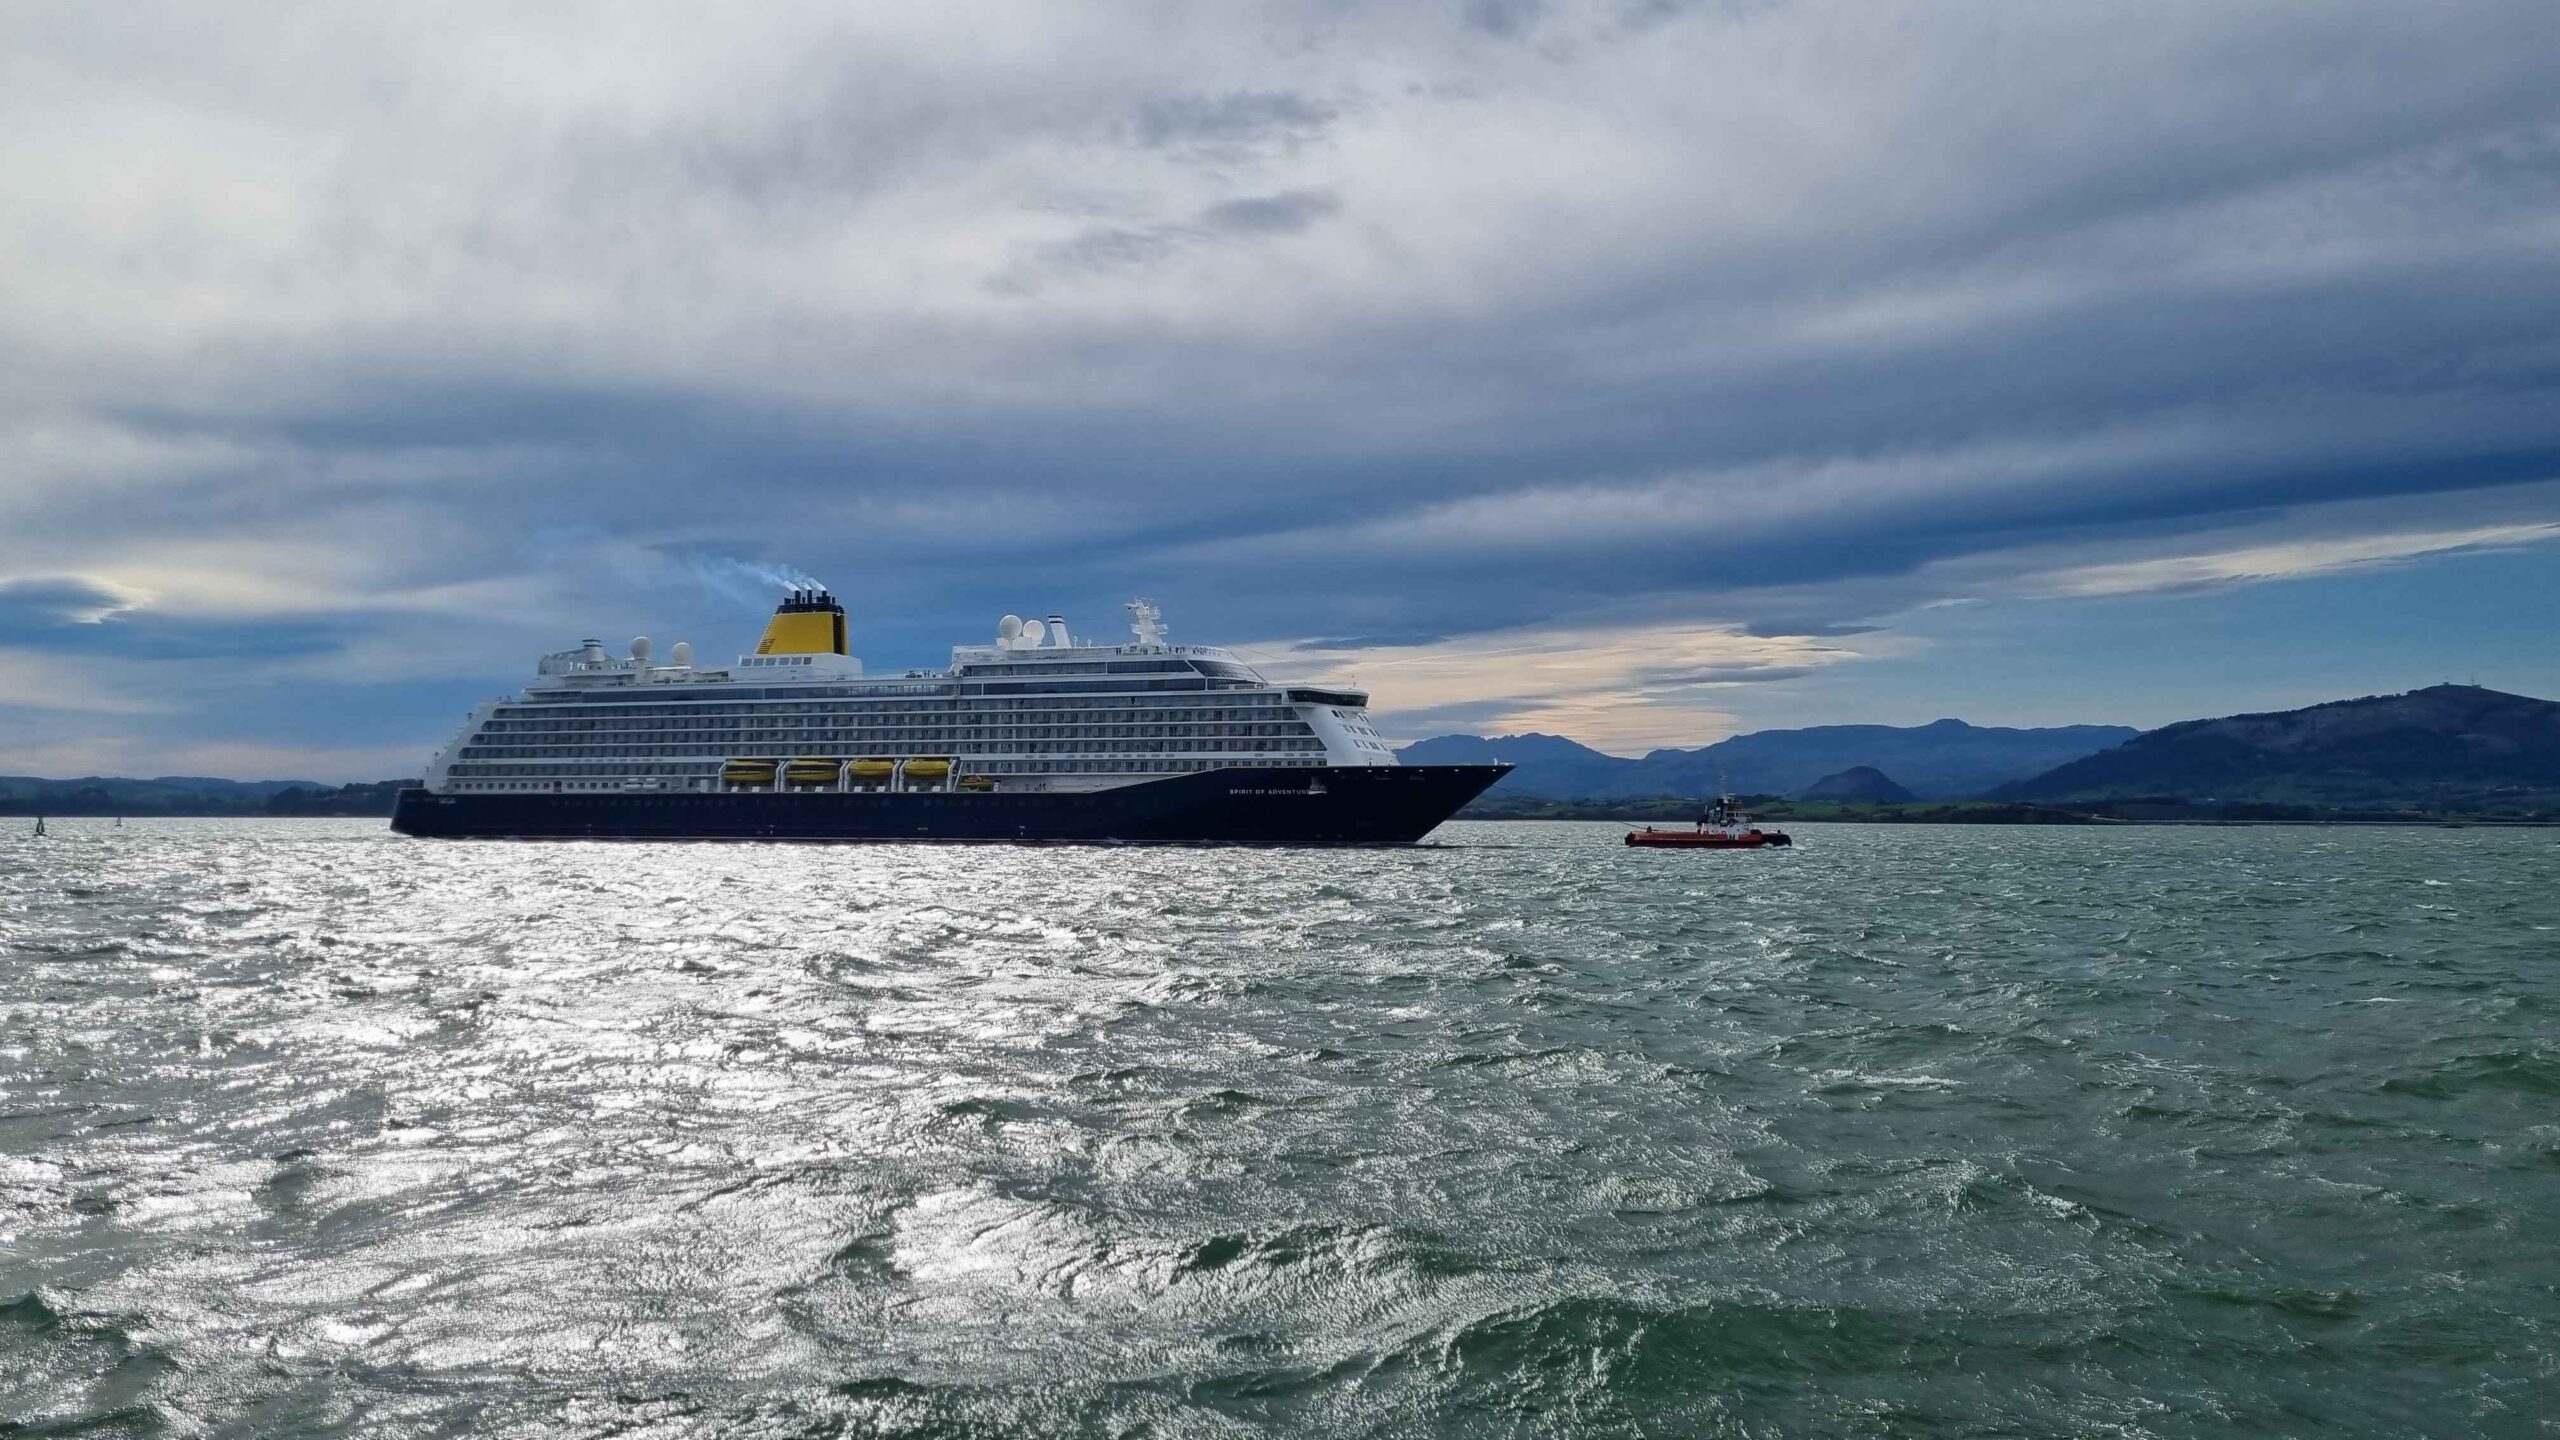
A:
[[0, 576, 140, 628], [1742, 620, 1884, 639], [1462, 0, 1547, 38], [1131, 90, 1337, 150], [1294, 631, 1454, 651], [1645, 664, 1820, 686], [1016, 188, 1341, 282], [1034, 224, 1192, 275], [1615, 0, 1714, 32], [1354, 697, 1533, 734], [0, 576, 345, 661], [1200, 189, 1341, 235]]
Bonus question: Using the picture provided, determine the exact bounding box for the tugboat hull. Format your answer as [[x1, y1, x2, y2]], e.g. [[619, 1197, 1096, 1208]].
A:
[[391, 764, 1508, 845], [1625, 828, 1793, 849]]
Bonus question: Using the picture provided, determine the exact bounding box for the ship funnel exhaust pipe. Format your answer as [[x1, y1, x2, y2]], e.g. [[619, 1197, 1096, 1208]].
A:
[[757, 588, 848, 656]]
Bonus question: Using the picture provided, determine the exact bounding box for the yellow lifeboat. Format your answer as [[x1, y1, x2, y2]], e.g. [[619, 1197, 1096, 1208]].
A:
[[722, 758, 778, 787], [784, 758, 842, 787], [956, 774, 994, 792], [903, 757, 953, 786], [848, 759, 895, 786]]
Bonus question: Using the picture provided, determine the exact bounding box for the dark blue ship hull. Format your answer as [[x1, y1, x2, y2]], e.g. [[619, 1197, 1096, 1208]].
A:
[[389, 764, 1508, 845]]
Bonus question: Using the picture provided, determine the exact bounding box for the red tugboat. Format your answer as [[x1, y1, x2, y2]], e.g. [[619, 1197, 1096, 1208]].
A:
[[1626, 791, 1792, 849]]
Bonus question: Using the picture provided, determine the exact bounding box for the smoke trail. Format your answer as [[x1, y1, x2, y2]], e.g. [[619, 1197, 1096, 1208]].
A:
[[677, 552, 831, 607]]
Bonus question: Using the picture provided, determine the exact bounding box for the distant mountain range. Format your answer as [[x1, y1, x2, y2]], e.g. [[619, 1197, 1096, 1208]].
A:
[[1398, 719, 2139, 800], [1993, 685, 2560, 811], [0, 776, 412, 817], [1410, 684, 2560, 817], [1, 775, 324, 803]]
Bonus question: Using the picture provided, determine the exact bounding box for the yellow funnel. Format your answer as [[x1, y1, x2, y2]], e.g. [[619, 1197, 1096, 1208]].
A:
[[756, 589, 848, 655]]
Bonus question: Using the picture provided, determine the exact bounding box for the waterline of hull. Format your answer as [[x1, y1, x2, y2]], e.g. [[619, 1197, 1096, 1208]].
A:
[[390, 764, 1510, 845]]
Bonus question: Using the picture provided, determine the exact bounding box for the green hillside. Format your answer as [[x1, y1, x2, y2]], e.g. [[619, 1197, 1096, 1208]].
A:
[[1997, 685, 2560, 814]]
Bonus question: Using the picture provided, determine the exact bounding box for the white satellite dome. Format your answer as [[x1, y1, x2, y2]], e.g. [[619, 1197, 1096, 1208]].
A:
[[670, 641, 694, 667], [630, 636, 652, 663], [999, 614, 1024, 644]]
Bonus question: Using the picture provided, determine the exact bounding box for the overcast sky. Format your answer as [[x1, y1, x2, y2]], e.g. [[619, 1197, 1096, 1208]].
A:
[[5, 1, 2558, 778]]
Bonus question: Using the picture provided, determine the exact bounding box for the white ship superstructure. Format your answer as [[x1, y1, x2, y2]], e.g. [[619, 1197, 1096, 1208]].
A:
[[421, 594, 1400, 797]]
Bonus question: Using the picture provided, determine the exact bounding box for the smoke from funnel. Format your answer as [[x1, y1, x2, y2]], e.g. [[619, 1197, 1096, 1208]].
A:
[[679, 552, 831, 606]]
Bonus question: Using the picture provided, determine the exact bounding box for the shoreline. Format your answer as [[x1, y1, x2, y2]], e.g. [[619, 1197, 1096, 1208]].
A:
[[1457, 800, 2560, 827], [1468, 814, 2560, 829], [13, 811, 2556, 830]]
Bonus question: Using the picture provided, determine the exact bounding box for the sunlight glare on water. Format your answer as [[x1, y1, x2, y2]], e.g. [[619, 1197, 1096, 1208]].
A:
[[3, 818, 2556, 1436]]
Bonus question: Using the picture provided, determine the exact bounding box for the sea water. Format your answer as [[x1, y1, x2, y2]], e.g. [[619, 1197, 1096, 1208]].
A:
[[3, 819, 2554, 1436]]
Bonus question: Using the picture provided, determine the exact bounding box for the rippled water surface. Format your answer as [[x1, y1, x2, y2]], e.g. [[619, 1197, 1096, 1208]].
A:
[[4, 819, 2556, 1437]]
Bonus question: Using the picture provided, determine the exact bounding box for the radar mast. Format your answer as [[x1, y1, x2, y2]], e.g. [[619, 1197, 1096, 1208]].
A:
[[1126, 598, 1167, 647]]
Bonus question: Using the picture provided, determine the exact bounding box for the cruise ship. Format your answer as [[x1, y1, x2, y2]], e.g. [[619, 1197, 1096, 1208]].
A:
[[390, 591, 1507, 843]]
